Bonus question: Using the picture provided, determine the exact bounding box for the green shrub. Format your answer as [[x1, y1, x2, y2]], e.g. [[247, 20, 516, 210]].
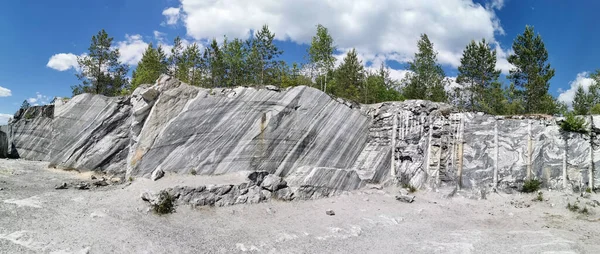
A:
[[581, 207, 589, 214], [522, 179, 542, 193], [190, 169, 197, 175], [24, 111, 34, 119], [533, 192, 543, 202], [585, 187, 592, 193], [560, 113, 588, 134], [567, 202, 580, 212], [152, 191, 175, 215]]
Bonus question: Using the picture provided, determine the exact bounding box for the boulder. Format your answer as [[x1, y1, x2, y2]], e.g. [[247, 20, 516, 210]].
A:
[[260, 175, 287, 192], [151, 169, 164, 181]]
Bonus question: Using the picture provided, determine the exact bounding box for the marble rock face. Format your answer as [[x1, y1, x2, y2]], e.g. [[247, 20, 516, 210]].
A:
[[2, 75, 599, 194]]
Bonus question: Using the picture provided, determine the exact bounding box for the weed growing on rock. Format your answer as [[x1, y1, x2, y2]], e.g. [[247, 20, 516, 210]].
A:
[[585, 187, 592, 193], [190, 169, 197, 176], [533, 192, 543, 202], [128, 176, 134, 182], [521, 179, 542, 193], [560, 113, 588, 134], [152, 191, 175, 215], [567, 202, 580, 212], [581, 207, 589, 214]]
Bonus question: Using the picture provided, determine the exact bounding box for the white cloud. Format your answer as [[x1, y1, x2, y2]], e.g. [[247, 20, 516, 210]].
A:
[[557, 72, 597, 107], [0, 113, 12, 125], [0, 86, 11, 97], [27, 92, 51, 106], [170, 0, 508, 68], [162, 7, 182, 26], [46, 53, 80, 71], [115, 34, 149, 65]]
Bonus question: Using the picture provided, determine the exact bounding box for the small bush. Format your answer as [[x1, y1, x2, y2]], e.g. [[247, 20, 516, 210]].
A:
[[522, 179, 542, 193], [128, 176, 134, 182], [560, 113, 588, 134], [533, 192, 543, 202], [152, 191, 175, 215], [190, 169, 197, 175], [585, 187, 592, 193], [581, 207, 589, 214], [402, 183, 417, 193], [567, 202, 580, 212], [24, 111, 34, 120]]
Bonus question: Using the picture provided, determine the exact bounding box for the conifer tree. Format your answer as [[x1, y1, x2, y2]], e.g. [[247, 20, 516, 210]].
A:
[[456, 39, 501, 112], [131, 43, 168, 90], [72, 29, 129, 96], [402, 34, 447, 102], [333, 49, 364, 102], [507, 26, 556, 114]]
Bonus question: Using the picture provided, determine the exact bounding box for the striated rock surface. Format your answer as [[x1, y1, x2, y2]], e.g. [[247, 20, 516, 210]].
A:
[[2, 75, 600, 196]]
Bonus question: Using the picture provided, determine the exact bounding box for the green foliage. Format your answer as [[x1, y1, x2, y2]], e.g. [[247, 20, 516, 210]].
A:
[[521, 179, 542, 193], [456, 39, 502, 112], [507, 25, 556, 114], [402, 34, 447, 102], [585, 187, 592, 193], [331, 49, 364, 102], [152, 191, 175, 215], [567, 202, 579, 212], [72, 29, 129, 96], [130, 43, 168, 91], [533, 192, 544, 202], [20, 100, 30, 110], [308, 24, 336, 92], [190, 169, 197, 176], [560, 113, 588, 134], [572, 71, 600, 115], [24, 111, 34, 120]]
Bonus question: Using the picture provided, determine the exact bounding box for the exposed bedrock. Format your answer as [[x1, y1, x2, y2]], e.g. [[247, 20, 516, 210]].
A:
[[3, 75, 600, 196]]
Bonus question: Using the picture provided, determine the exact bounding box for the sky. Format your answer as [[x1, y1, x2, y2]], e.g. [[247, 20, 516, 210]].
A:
[[1, 0, 600, 124]]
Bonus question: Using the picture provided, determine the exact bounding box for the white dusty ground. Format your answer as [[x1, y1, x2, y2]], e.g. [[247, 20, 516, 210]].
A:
[[1, 159, 600, 254]]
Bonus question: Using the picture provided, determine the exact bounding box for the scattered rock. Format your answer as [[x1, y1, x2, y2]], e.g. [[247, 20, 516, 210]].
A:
[[75, 183, 90, 190], [273, 187, 295, 201], [92, 179, 109, 187], [367, 184, 383, 190], [55, 183, 68, 190], [247, 171, 270, 186], [151, 168, 165, 181], [266, 207, 275, 215], [0, 188, 3, 191], [261, 174, 287, 192], [90, 175, 97, 180], [395, 194, 415, 203], [326, 209, 335, 216], [265, 85, 280, 92]]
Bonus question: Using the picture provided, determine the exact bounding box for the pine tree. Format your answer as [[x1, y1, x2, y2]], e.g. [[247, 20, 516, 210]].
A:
[[206, 39, 225, 87], [131, 43, 168, 91], [308, 24, 336, 92], [254, 25, 282, 85], [20, 100, 30, 110], [573, 85, 591, 115], [402, 34, 447, 102], [223, 37, 246, 87], [72, 29, 129, 96], [456, 39, 501, 112], [507, 25, 556, 114], [333, 49, 364, 102], [168, 36, 184, 77]]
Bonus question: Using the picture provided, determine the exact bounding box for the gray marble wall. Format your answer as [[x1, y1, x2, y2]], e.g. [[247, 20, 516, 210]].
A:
[[2, 75, 598, 192]]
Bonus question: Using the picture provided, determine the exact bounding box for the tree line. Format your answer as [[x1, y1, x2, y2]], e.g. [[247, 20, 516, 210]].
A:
[[71, 25, 599, 116]]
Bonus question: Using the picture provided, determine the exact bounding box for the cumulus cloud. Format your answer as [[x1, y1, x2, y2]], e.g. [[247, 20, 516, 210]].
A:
[[27, 92, 51, 106], [47, 53, 80, 71], [168, 0, 508, 68], [0, 113, 12, 125], [115, 34, 149, 65], [557, 72, 597, 107], [0, 86, 11, 97], [162, 7, 182, 26]]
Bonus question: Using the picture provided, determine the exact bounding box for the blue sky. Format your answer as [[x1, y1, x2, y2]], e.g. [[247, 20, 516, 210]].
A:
[[1, 0, 599, 124]]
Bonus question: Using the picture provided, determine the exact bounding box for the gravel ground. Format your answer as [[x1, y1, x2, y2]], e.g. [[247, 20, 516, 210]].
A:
[[1, 158, 599, 254]]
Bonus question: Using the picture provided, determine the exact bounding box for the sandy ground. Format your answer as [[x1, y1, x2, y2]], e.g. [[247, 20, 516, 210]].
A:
[[1, 159, 600, 254]]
